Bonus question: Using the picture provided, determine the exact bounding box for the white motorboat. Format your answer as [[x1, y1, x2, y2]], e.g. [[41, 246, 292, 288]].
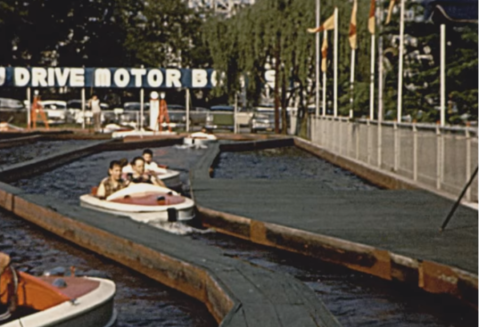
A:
[[80, 183, 195, 224], [122, 165, 182, 190], [0, 259, 116, 327], [111, 130, 176, 139], [183, 132, 217, 146]]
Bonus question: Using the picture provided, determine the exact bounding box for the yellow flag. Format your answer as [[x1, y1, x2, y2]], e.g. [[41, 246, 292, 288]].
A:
[[386, 0, 396, 24], [368, 0, 376, 34], [349, 0, 357, 49], [308, 13, 335, 34], [321, 33, 328, 73]]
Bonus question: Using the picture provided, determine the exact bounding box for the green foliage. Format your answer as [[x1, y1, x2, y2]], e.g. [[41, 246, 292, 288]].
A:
[[203, 0, 477, 124]]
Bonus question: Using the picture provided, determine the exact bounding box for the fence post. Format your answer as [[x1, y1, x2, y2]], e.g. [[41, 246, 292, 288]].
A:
[[338, 118, 342, 154], [436, 125, 442, 190], [394, 122, 399, 172], [355, 121, 360, 160], [378, 122, 382, 168], [413, 123, 418, 181], [465, 127, 471, 201], [347, 118, 351, 158], [367, 119, 371, 164]]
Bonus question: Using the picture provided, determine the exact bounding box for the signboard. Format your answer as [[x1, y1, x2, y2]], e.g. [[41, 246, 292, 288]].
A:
[[0, 67, 222, 89]]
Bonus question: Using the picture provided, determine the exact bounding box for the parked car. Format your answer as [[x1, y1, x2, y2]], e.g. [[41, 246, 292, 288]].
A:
[[189, 106, 209, 126], [68, 100, 109, 125], [236, 107, 254, 127], [40, 100, 69, 124], [0, 97, 25, 111], [121, 102, 149, 126], [167, 104, 187, 127], [205, 105, 235, 131], [167, 105, 210, 127], [250, 107, 286, 133]]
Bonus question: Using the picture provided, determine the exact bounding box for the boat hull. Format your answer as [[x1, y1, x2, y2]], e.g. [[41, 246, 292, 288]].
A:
[[1, 276, 116, 327], [80, 184, 195, 223]]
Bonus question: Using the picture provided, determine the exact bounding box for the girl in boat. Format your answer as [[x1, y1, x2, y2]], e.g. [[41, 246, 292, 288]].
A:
[[97, 160, 129, 199]]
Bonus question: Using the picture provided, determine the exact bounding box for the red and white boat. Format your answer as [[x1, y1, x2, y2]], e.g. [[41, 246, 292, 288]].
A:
[[0, 257, 116, 327], [80, 183, 195, 224]]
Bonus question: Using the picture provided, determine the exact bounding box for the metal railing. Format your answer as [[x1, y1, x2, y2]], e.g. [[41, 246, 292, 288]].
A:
[[309, 116, 478, 202]]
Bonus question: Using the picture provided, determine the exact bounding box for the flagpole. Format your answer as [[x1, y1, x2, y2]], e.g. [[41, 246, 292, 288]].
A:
[[378, 0, 384, 122], [370, 35, 375, 120], [315, 0, 321, 116], [323, 30, 327, 117], [440, 24, 446, 127], [397, 0, 405, 123], [333, 7, 338, 117], [350, 49, 355, 117]]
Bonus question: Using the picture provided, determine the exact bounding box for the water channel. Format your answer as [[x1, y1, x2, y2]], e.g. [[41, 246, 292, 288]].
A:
[[2, 141, 477, 326]]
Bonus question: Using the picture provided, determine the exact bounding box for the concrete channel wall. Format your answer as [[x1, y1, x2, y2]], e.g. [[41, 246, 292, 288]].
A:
[[0, 134, 341, 327], [191, 139, 478, 309]]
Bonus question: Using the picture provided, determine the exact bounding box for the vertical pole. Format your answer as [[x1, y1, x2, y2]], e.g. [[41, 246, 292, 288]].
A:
[[26, 88, 31, 129], [322, 31, 327, 117], [436, 125, 442, 189], [413, 123, 418, 181], [186, 89, 190, 132], [140, 88, 144, 131], [367, 120, 371, 164], [333, 7, 338, 117], [350, 49, 356, 117], [355, 122, 359, 159], [378, 122, 382, 168], [378, 0, 384, 122], [140, 65, 144, 133], [315, 0, 321, 117], [234, 93, 238, 134], [81, 88, 86, 129], [394, 122, 399, 172], [440, 24, 446, 127], [465, 128, 471, 201], [397, 0, 405, 123], [338, 118, 342, 154], [370, 35, 376, 120]]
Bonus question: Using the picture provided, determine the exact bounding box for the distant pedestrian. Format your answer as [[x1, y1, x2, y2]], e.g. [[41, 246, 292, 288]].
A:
[[88, 95, 102, 132]]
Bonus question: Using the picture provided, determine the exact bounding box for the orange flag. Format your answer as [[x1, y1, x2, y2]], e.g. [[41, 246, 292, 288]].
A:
[[321, 33, 328, 72], [369, 0, 376, 34], [386, 0, 397, 24], [349, 0, 358, 49], [308, 13, 335, 33]]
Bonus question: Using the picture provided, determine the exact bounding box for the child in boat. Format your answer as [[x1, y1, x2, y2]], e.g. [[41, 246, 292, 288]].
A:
[[126, 156, 166, 187], [96, 160, 129, 199], [142, 149, 166, 172]]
